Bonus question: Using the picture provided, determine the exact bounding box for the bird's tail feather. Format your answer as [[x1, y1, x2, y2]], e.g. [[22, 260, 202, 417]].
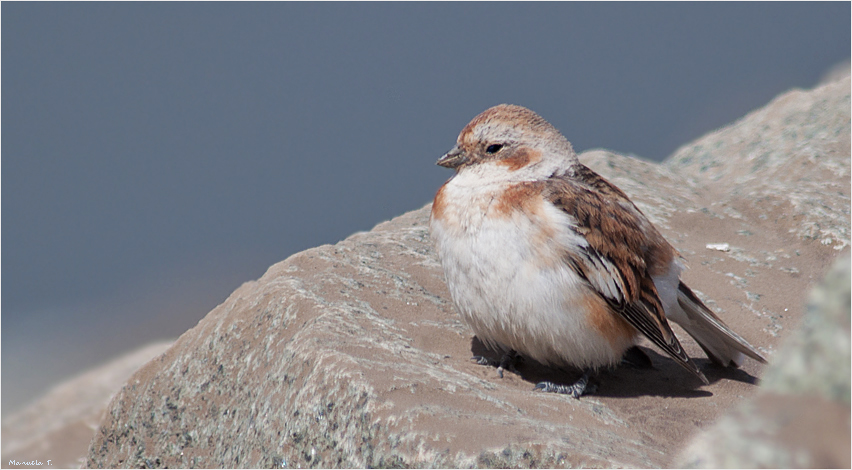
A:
[[674, 283, 767, 367]]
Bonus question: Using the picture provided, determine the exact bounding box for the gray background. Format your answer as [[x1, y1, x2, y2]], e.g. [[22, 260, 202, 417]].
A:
[[3, 2, 849, 412]]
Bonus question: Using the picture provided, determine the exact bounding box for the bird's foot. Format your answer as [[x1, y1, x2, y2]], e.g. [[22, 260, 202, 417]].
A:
[[534, 370, 596, 398], [472, 349, 520, 378]]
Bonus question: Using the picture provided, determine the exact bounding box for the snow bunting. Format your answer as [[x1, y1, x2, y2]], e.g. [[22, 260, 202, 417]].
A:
[[429, 104, 767, 397]]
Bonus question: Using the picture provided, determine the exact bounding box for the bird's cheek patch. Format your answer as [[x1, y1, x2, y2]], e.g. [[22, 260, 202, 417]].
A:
[[496, 148, 542, 171]]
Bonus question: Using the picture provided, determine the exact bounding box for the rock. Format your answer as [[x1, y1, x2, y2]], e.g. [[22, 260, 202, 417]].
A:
[[667, 76, 850, 252], [760, 256, 851, 402], [2, 341, 173, 469], [85, 78, 849, 468], [818, 59, 851, 86], [676, 256, 851, 468]]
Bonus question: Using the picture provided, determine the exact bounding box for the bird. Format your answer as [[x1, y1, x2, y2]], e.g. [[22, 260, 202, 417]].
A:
[[429, 104, 767, 398]]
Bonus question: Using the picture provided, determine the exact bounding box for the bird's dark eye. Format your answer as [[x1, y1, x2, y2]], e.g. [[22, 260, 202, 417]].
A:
[[486, 144, 504, 154]]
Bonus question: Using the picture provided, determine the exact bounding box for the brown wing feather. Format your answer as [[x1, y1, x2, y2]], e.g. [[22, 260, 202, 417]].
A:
[[547, 165, 708, 383]]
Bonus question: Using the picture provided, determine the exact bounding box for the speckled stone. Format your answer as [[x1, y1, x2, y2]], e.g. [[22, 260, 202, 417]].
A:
[[85, 78, 849, 469], [677, 256, 851, 468]]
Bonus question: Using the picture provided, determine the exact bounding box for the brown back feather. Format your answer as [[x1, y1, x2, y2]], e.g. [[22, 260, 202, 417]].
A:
[[546, 165, 708, 383]]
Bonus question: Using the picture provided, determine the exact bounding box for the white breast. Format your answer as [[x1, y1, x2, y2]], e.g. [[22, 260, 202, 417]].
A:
[[429, 178, 633, 369]]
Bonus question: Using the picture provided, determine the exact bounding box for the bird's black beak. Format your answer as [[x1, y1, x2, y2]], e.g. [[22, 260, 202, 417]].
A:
[[436, 145, 468, 169]]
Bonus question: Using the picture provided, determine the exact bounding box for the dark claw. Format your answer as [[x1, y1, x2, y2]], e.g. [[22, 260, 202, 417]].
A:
[[471, 355, 495, 366], [534, 370, 595, 398], [471, 350, 520, 378], [496, 350, 519, 378]]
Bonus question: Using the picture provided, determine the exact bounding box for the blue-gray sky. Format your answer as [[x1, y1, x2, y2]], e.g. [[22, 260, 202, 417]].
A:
[[3, 2, 849, 412]]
